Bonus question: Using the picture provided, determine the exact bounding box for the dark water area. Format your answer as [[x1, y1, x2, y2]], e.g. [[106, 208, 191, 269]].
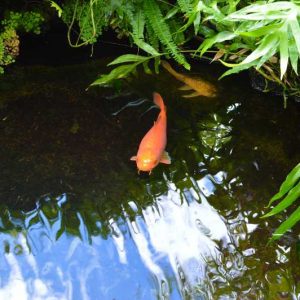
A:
[[18, 23, 133, 66], [0, 51, 300, 299]]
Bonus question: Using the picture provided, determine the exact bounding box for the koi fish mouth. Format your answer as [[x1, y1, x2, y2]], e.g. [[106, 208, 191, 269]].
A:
[[137, 157, 159, 172], [137, 168, 152, 175]]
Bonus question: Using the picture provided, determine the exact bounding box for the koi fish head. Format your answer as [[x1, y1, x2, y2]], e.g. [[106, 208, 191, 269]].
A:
[[131, 150, 159, 172], [137, 152, 159, 172], [205, 84, 218, 98]]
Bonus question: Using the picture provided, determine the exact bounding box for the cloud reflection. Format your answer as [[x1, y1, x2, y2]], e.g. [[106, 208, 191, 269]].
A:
[[124, 175, 231, 298], [0, 234, 69, 300]]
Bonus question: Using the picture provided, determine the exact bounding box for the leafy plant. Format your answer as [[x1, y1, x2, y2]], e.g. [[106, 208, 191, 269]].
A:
[[1, 0, 300, 99], [1, 11, 44, 34], [0, 10, 44, 74], [143, 0, 189, 69], [89, 54, 159, 87], [263, 163, 300, 241], [49, 1, 63, 18], [80, 0, 300, 99], [61, 0, 189, 69], [194, 0, 300, 97]]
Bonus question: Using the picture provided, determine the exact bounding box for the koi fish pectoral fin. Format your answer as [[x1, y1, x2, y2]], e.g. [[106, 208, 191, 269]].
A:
[[182, 91, 202, 98], [160, 151, 171, 164], [130, 156, 137, 161], [178, 84, 193, 91], [160, 158, 171, 164]]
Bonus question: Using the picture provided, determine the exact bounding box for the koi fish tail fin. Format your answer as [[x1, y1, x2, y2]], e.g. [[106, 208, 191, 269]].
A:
[[161, 60, 180, 79], [161, 60, 172, 71], [153, 92, 165, 111]]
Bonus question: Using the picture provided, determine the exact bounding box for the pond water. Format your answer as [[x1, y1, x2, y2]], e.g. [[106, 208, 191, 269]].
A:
[[0, 57, 299, 300]]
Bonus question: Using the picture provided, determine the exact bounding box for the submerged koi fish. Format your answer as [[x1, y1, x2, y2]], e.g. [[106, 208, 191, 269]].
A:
[[131, 92, 171, 173], [161, 60, 217, 98]]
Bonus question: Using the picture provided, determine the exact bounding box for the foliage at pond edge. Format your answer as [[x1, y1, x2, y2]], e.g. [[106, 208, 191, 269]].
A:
[[0, 10, 44, 74], [2, 0, 300, 98], [56, 0, 300, 99], [263, 163, 300, 242]]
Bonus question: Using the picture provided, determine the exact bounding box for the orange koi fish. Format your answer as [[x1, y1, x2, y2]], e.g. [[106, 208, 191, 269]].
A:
[[130, 92, 171, 173]]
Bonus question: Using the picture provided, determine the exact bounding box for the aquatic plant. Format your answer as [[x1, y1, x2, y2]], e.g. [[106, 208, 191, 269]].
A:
[[263, 163, 300, 241]]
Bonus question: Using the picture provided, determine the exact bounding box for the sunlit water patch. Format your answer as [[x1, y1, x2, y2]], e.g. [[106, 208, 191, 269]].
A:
[[0, 178, 235, 300], [123, 179, 231, 299], [0, 173, 262, 299]]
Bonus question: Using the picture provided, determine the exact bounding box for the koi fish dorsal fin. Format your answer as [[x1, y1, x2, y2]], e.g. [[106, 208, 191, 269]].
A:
[[160, 151, 171, 164], [130, 156, 137, 161], [153, 92, 165, 111]]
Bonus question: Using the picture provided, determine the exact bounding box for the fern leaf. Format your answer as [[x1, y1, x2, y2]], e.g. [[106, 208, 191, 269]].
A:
[[132, 8, 145, 40], [49, 1, 63, 18], [90, 63, 138, 87], [129, 7, 160, 56], [145, 22, 160, 51], [177, 0, 193, 16], [144, 0, 190, 69]]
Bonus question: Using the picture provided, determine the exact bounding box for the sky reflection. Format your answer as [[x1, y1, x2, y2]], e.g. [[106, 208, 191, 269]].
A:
[[116, 175, 232, 299], [0, 174, 236, 300]]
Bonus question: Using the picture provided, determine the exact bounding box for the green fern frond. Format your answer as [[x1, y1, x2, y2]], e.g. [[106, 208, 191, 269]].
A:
[[49, 1, 63, 18], [0, 37, 4, 62], [132, 8, 145, 40], [63, 0, 111, 47], [168, 19, 186, 45], [125, 5, 159, 56], [145, 22, 160, 51], [77, 0, 107, 44], [177, 0, 193, 16], [144, 0, 190, 69]]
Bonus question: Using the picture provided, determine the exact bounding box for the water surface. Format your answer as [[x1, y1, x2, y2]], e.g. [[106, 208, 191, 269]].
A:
[[0, 60, 299, 299]]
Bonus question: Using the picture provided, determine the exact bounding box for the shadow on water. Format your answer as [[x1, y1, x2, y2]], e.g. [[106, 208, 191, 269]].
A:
[[0, 59, 299, 299]]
